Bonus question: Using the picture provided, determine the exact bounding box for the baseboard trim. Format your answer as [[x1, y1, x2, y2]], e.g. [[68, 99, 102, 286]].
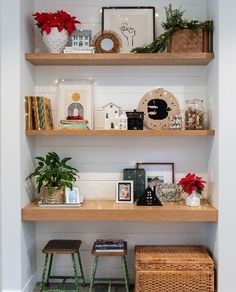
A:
[[22, 272, 37, 292]]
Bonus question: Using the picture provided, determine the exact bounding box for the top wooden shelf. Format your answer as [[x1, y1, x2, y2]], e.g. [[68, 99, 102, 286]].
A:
[[25, 52, 214, 66]]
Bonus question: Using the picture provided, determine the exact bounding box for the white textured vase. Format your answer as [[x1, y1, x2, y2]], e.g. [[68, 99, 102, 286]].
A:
[[43, 27, 69, 53], [185, 191, 201, 207]]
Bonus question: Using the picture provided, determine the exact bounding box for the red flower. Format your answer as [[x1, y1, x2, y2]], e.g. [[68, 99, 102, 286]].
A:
[[177, 173, 206, 195], [33, 10, 80, 35]]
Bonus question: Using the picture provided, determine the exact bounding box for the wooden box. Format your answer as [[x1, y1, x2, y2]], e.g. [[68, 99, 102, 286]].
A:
[[135, 245, 214, 292], [168, 28, 204, 53]]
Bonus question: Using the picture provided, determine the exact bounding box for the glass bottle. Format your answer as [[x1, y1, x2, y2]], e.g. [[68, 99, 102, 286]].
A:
[[185, 99, 206, 130]]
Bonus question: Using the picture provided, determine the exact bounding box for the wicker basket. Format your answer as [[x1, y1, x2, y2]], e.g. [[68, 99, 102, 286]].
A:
[[168, 28, 204, 53], [135, 245, 214, 292]]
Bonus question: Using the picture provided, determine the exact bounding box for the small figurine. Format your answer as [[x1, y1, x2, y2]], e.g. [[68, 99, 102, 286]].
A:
[[126, 110, 144, 130], [103, 102, 121, 129]]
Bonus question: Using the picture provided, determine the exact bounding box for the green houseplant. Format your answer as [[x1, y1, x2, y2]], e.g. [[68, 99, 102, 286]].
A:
[[26, 151, 79, 204]]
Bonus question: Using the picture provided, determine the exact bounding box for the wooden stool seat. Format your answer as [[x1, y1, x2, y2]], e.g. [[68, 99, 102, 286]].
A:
[[89, 240, 130, 292], [42, 239, 82, 254], [40, 239, 86, 291]]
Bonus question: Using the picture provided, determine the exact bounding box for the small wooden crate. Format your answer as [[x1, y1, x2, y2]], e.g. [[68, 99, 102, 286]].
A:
[[135, 245, 214, 292], [168, 28, 204, 53]]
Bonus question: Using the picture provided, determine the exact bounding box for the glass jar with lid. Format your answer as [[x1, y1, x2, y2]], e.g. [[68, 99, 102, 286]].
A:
[[185, 99, 206, 130]]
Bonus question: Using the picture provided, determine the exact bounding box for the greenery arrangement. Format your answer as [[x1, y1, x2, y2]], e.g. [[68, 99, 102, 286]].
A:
[[131, 4, 213, 53], [26, 152, 79, 195]]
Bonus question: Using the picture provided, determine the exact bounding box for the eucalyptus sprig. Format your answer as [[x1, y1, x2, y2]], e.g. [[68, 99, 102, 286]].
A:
[[26, 151, 79, 195], [132, 4, 213, 53]]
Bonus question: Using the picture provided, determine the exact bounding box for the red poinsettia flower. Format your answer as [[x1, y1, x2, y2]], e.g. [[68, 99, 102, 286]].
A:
[[33, 10, 80, 35], [177, 173, 206, 195]]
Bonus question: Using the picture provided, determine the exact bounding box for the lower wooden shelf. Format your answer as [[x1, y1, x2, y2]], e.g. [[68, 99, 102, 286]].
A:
[[21, 200, 218, 222]]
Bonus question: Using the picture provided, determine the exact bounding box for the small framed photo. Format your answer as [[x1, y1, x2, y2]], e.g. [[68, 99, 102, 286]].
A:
[[102, 6, 155, 52], [136, 162, 175, 187], [116, 181, 134, 204], [65, 187, 80, 204]]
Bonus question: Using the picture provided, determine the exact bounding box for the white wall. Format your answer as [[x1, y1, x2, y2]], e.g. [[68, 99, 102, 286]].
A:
[[218, 1, 236, 291], [0, 0, 22, 290], [31, 0, 215, 283]]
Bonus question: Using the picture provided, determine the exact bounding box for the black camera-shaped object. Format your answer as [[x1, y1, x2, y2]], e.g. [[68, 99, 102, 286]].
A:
[[126, 110, 144, 130]]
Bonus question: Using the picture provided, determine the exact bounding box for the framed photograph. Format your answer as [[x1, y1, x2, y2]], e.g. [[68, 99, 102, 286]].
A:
[[65, 187, 80, 204], [156, 183, 181, 202], [116, 181, 134, 204], [57, 79, 93, 129], [102, 6, 155, 52], [136, 162, 175, 187]]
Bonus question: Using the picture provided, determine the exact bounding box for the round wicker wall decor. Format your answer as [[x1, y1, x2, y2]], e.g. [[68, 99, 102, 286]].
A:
[[139, 88, 180, 130], [93, 30, 121, 53]]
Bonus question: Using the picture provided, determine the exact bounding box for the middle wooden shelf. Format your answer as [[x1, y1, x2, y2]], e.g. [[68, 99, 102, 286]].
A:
[[26, 129, 215, 137]]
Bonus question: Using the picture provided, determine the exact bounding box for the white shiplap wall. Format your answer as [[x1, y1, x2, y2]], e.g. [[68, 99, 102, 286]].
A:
[[33, 0, 212, 282]]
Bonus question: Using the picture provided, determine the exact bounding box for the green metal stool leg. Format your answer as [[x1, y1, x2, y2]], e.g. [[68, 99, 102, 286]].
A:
[[89, 256, 99, 292], [71, 253, 80, 292], [121, 255, 130, 292], [77, 252, 86, 286], [40, 253, 49, 292], [46, 254, 54, 286]]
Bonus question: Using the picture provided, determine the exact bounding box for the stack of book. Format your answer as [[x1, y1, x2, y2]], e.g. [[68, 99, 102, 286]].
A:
[[25, 96, 53, 130], [60, 119, 89, 130], [94, 239, 125, 252]]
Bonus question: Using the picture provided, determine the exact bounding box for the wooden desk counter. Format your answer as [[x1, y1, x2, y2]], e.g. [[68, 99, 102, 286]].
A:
[[21, 200, 218, 222]]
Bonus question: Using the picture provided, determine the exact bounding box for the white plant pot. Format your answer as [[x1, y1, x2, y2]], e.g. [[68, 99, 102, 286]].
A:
[[185, 191, 201, 207], [43, 27, 69, 53]]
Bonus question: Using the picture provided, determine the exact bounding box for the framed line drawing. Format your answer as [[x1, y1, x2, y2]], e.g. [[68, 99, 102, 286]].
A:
[[102, 6, 155, 52], [136, 162, 175, 187], [116, 181, 134, 204]]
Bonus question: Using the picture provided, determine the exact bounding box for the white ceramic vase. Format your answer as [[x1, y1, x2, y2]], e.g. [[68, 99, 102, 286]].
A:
[[185, 191, 200, 207], [43, 27, 69, 53]]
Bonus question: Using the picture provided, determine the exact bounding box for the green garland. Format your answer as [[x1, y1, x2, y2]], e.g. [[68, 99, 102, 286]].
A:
[[131, 4, 213, 53]]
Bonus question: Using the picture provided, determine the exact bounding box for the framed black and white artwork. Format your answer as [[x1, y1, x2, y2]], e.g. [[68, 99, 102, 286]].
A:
[[102, 6, 155, 52]]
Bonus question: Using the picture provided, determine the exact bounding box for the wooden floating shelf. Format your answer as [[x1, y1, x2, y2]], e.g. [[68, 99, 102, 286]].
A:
[[25, 53, 214, 66], [26, 129, 215, 137], [21, 200, 218, 222]]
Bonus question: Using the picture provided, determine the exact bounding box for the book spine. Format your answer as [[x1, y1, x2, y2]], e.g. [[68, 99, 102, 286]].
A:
[[37, 96, 45, 130], [42, 97, 54, 130], [203, 28, 209, 52], [25, 96, 33, 130], [32, 96, 40, 130]]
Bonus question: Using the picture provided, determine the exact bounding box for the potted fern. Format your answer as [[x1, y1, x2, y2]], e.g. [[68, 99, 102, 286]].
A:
[[26, 152, 79, 204]]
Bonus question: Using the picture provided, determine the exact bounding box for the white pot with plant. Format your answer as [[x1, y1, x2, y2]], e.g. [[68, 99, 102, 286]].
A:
[[33, 10, 80, 53], [26, 152, 79, 204]]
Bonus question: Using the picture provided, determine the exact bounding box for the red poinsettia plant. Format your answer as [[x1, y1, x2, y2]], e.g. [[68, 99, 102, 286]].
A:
[[177, 173, 206, 195], [33, 10, 80, 35]]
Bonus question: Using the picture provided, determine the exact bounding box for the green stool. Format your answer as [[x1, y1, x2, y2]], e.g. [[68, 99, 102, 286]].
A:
[[89, 241, 130, 292], [40, 240, 86, 292]]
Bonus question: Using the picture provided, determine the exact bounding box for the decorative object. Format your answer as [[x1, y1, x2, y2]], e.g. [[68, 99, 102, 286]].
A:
[[33, 10, 80, 53], [137, 162, 175, 187], [116, 181, 133, 204], [64, 29, 94, 53], [135, 245, 214, 292], [126, 110, 144, 130], [139, 88, 179, 130], [178, 173, 206, 207], [185, 99, 206, 130], [169, 114, 182, 130], [132, 4, 213, 53], [137, 186, 162, 206], [123, 168, 145, 201], [102, 7, 155, 52], [118, 111, 128, 130], [156, 183, 181, 202], [93, 30, 121, 53], [26, 152, 79, 204], [65, 187, 83, 204], [103, 102, 121, 129], [57, 79, 93, 129]]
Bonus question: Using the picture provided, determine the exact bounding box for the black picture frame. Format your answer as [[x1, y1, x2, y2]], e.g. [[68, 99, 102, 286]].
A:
[[102, 6, 155, 52], [136, 162, 175, 186]]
